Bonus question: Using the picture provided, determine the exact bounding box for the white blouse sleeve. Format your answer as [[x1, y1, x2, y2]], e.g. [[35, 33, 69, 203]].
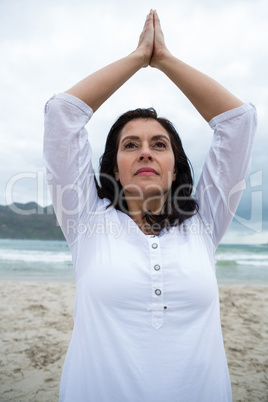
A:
[[195, 103, 257, 248], [43, 93, 100, 247]]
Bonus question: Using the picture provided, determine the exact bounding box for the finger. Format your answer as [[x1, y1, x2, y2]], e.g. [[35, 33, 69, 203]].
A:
[[137, 11, 154, 48], [153, 10, 165, 43], [141, 10, 154, 39], [153, 10, 161, 29], [145, 9, 154, 28]]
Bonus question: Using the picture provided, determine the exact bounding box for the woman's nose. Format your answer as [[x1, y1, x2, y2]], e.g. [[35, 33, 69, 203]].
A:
[[138, 147, 153, 161]]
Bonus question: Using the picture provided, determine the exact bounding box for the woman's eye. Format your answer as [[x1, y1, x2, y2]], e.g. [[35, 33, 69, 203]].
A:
[[124, 142, 137, 149], [154, 141, 167, 148]]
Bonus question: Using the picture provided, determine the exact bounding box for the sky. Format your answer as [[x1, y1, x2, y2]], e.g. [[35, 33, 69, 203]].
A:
[[0, 0, 267, 244]]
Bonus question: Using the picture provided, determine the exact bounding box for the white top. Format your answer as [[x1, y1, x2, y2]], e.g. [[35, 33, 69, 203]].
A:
[[43, 93, 257, 402]]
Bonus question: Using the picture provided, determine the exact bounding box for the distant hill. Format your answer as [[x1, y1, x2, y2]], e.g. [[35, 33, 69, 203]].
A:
[[0, 202, 65, 240]]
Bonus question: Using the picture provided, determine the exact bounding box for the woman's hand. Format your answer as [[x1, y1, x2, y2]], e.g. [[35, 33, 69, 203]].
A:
[[134, 10, 154, 67], [150, 11, 171, 69], [64, 13, 155, 111], [149, 11, 243, 121]]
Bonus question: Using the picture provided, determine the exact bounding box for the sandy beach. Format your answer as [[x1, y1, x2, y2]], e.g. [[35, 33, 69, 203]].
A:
[[0, 282, 267, 402]]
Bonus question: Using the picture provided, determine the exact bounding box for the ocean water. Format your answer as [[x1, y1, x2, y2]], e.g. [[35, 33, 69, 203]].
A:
[[0, 239, 268, 285], [0, 239, 73, 282], [215, 243, 268, 285]]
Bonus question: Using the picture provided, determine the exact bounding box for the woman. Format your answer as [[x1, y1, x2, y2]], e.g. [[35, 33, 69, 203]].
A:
[[44, 10, 257, 402]]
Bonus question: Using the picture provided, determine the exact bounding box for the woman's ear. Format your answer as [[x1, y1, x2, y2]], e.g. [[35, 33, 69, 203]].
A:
[[173, 169, 177, 181], [114, 166, 120, 181]]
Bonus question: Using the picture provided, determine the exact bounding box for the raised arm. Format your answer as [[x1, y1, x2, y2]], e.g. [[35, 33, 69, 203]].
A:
[[150, 11, 243, 122], [65, 11, 154, 112]]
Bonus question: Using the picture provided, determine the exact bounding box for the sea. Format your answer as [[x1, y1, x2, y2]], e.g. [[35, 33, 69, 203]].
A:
[[0, 239, 268, 285]]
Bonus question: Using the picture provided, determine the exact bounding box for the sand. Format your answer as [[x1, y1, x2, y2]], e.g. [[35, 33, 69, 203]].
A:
[[0, 282, 267, 402]]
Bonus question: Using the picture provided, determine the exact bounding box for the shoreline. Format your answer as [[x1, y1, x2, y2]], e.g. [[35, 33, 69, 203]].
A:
[[0, 282, 267, 401]]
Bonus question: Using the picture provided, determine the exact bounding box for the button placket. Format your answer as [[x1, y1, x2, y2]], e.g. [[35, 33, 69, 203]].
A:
[[148, 236, 164, 330]]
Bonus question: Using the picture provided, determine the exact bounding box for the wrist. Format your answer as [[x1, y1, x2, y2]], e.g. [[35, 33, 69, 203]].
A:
[[130, 48, 150, 69], [151, 49, 173, 70]]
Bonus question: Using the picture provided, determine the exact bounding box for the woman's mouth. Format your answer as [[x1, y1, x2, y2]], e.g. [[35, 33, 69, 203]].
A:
[[135, 167, 158, 176]]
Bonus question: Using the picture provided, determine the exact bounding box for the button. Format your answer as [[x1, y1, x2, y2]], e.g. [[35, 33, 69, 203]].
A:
[[154, 264, 160, 271], [155, 289, 161, 296], [152, 243, 158, 249]]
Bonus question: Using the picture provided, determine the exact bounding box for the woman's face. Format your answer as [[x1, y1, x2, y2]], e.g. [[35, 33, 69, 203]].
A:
[[114, 119, 176, 203]]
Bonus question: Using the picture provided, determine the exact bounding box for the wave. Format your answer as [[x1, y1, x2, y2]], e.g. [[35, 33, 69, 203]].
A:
[[0, 249, 72, 263], [215, 246, 268, 268], [216, 253, 268, 261], [236, 260, 268, 267], [216, 259, 268, 267], [216, 260, 238, 267]]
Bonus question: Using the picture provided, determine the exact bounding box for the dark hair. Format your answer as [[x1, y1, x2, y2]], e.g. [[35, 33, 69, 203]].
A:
[[97, 108, 198, 233]]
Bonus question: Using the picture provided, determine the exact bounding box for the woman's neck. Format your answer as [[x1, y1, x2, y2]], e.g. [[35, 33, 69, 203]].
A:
[[126, 195, 167, 235]]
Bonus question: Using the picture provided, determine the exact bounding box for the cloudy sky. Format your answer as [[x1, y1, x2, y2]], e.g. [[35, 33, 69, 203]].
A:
[[0, 0, 267, 243]]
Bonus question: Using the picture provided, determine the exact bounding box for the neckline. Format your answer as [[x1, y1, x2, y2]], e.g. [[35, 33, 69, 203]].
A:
[[118, 210, 166, 239]]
